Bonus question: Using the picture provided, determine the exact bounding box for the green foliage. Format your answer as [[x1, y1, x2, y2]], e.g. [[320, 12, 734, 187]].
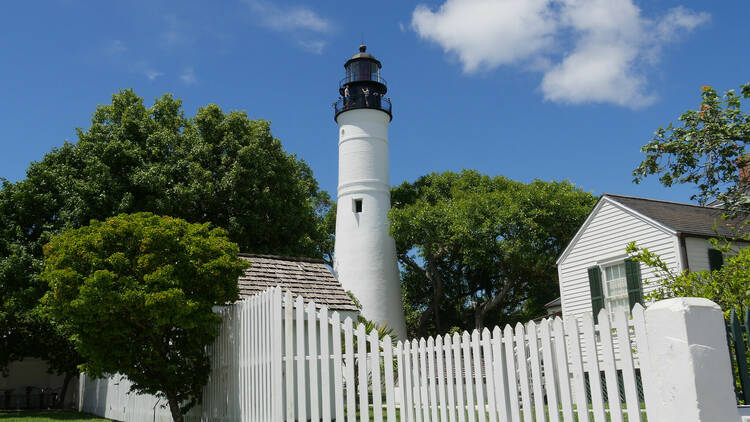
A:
[[633, 83, 750, 214], [39, 213, 247, 420], [389, 170, 596, 337], [0, 89, 331, 381], [626, 241, 750, 315]]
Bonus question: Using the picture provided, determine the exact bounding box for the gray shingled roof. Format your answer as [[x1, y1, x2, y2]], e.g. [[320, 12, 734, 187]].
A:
[[544, 297, 561, 308], [605, 194, 746, 238], [237, 254, 359, 312]]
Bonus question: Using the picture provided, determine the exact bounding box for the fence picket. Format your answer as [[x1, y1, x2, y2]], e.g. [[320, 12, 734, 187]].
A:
[[503, 325, 521, 422], [444, 334, 457, 422], [540, 319, 560, 422], [332, 313, 345, 422], [320, 306, 331, 422], [262, 290, 274, 420], [436, 335, 448, 422], [565, 316, 589, 422], [370, 331, 384, 422], [581, 313, 606, 422], [482, 329, 498, 422], [273, 288, 283, 422], [514, 323, 533, 422], [461, 332, 476, 422], [632, 304, 656, 416], [344, 318, 356, 422], [404, 341, 416, 422], [295, 296, 307, 422], [307, 302, 320, 422], [526, 321, 546, 422], [419, 338, 430, 422], [491, 327, 510, 421], [412, 339, 424, 422], [614, 311, 641, 422], [453, 333, 466, 422], [396, 341, 408, 422], [383, 335, 397, 422], [427, 337, 439, 422], [551, 318, 575, 422], [254, 294, 260, 421], [240, 301, 247, 422], [471, 330, 487, 421], [598, 309, 623, 422], [358, 324, 370, 421], [284, 292, 295, 422]]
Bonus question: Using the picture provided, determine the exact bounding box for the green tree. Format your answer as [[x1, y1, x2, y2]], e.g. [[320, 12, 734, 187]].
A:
[[0, 89, 332, 396], [626, 241, 750, 315], [389, 170, 596, 336], [40, 213, 247, 422], [633, 83, 750, 214]]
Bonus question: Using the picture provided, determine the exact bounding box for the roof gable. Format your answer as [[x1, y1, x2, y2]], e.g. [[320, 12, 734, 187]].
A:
[[556, 196, 676, 265], [237, 254, 359, 312]]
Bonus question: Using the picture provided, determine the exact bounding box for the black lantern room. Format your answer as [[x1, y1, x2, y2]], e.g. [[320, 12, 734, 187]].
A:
[[334, 45, 392, 121]]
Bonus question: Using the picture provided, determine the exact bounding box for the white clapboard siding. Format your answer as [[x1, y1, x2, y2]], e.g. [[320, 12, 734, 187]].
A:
[[81, 287, 650, 422], [557, 199, 681, 319]]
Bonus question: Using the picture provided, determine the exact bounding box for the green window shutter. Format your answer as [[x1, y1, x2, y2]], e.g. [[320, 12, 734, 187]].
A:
[[587, 266, 604, 323], [624, 259, 644, 310], [708, 249, 724, 271]]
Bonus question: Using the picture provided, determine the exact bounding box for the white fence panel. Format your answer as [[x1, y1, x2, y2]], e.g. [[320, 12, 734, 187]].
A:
[[80, 286, 654, 422]]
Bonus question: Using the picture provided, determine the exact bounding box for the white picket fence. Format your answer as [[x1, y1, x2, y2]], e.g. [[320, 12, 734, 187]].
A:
[[81, 286, 652, 421], [277, 289, 649, 422]]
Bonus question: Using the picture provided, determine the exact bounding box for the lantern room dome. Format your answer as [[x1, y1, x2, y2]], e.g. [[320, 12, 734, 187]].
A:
[[334, 45, 392, 121], [344, 44, 382, 68]]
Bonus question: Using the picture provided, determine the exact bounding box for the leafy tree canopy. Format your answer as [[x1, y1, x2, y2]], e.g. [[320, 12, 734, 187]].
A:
[[633, 83, 750, 214], [389, 170, 596, 337], [626, 241, 750, 316], [0, 89, 331, 382], [40, 213, 247, 422]]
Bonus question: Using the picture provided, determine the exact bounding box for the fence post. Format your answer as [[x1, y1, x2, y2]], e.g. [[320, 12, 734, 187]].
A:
[[642, 297, 739, 421]]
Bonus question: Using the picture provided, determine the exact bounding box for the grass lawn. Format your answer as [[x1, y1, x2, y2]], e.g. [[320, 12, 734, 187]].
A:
[[0, 411, 112, 422]]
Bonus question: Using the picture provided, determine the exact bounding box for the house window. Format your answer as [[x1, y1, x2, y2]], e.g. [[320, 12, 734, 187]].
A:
[[588, 259, 643, 324], [353, 198, 363, 213], [603, 262, 630, 321], [708, 248, 724, 271]]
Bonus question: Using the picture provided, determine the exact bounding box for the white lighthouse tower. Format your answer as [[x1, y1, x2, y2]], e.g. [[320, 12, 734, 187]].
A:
[[333, 45, 407, 340]]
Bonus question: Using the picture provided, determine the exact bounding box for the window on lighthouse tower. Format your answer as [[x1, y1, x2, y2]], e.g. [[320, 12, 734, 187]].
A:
[[354, 198, 363, 213]]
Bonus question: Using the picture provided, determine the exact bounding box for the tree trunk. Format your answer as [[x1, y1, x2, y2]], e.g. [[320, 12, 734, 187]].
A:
[[474, 283, 513, 330], [166, 392, 184, 422], [474, 308, 485, 330], [56, 372, 74, 408]]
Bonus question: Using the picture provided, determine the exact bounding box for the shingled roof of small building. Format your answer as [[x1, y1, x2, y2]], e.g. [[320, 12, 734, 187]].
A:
[[237, 254, 359, 312], [605, 193, 747, 238]]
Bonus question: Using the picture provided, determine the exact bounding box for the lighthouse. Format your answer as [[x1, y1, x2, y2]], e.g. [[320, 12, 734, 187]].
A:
[[333, 45, 407, 340]]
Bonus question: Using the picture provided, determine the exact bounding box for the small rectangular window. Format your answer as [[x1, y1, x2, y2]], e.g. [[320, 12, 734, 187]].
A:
[[354, 199, 363, 213]]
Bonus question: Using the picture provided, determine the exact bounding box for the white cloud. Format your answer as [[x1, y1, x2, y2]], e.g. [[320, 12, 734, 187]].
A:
[[248, 0, 331, 33], [144, 69, 164, 81], [298, 40, 326, 55], [180, 67, 197, 85], [655, 6, 710, 43], [244, 0, 332, 54], [411, 0, 709, 108], [413, 0, 557, 73]]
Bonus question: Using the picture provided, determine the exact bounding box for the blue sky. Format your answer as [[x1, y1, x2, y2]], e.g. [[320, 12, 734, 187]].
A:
[[1, 0, 748, 204]]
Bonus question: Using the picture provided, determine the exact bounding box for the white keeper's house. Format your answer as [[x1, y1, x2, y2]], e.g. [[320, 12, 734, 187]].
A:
[[555, 193, 748, 322]]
